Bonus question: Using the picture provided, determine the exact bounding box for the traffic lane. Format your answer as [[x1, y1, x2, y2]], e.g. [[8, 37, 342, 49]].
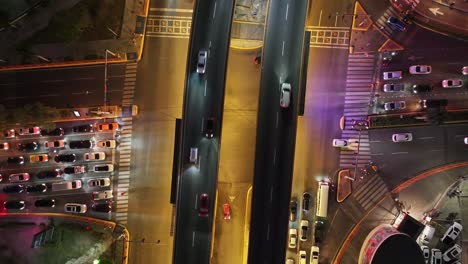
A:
[[416, 0, 468, 35], [0, 64, 127, 90], [306, 0, 355, 27], [0, 75, 125, 108]]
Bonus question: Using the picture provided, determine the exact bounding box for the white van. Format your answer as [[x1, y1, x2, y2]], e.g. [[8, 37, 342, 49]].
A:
[[52, 180, 82, 191], [316, 182, 329, 218], [418, 225, 435, 245]]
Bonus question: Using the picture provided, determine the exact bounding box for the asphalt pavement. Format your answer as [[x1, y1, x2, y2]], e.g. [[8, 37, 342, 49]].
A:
[[173, 0, 235, 263], [247, 0, 308, 263]]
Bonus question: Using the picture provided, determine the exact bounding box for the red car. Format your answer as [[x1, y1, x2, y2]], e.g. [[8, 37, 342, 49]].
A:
[[198, 193, 209, 217], [223, 203, 231, 220]]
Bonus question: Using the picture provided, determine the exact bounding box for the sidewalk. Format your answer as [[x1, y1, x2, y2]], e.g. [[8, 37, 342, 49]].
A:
[[0, 0, 149, 71]]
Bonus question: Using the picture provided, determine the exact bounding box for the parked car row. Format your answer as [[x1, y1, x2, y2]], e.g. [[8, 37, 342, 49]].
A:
[[417, 222, 463, 263], [2, 122, 119, 139], [2, 199, 112, 213], [4, 152, 113, 165]]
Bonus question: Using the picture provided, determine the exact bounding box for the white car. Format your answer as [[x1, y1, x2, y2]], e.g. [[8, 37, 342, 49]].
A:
[[197, 50, 207, 74], [442, 244, 461, 262], [310, 246, 319, 264], [441, 222, 462, 244], [462, 66, 468, 75], [96, 140, 116, 148], [464, 137, 468, 145], [383, 83, 404, 92], [0, 142, 9, 150], [383, 71, 402, 80], [88, 178, 111, 188], [392, 133, 413, 142], [92, 190, 113, 200], [409, 65, 431, 74], [442, 79, 463, 88], [93, 164, 114, 172], [288, 228, 297, 248], [421, 245, 429, 264], [384, 101, 406, 111], [299, 251, 306, 264], [430, 248, 442, 264], [280, 83, 291, 108], [9, 173, 30, 183], [300, 220, 309, 241], [332, 139, 349, 148], [83, 152, 106, 161], [44, 140, 65, 149], [64, 203, 87, 214]]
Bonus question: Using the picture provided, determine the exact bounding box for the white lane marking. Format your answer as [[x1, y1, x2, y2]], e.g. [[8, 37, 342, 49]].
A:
[[282, 41, 285, 56], [275, 112, 279, 128], [370, 153, 384, 156], [72, 77, 94, 81], [335, 12, 338, 27], [209, 41, 212, 48], [192, 232, 196, 247], [201, 118, 204, 133], [194, 194, 198, 209], [285, 4, 289, 21], [391, 152, 408, 155], [369, 140, 381, 143], [213, 2, 217, 19], [428, 149, 442, 152], [204, 81, 207, 96], [417, 137, 434, 140], [318, 9, 322, 27]]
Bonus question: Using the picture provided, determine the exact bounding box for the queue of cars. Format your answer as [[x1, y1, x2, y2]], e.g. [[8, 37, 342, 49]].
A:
[[1, 122, 119, 214], [381, 64, 467, 112], [417, 221, 463, 263]]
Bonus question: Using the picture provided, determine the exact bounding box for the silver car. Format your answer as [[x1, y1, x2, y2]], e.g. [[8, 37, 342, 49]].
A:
[[442, 79, 463, 88], [197, 50, 207, 74], [409, 65, 431, 74], [383, 83, 404, 92], [383, 71, 402, 80], [280, 83, 291, 108], [384, 101, 406, 111]]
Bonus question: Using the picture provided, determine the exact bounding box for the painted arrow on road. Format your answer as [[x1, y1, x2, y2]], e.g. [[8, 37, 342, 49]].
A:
[[429, 7, 444, 16]]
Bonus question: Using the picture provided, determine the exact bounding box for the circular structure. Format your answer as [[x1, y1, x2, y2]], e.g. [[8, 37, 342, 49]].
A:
[[359, 224, 425, 264]]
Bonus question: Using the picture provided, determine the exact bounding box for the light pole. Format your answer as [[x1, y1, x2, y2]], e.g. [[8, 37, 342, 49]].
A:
[[104, 49, 117, 111]]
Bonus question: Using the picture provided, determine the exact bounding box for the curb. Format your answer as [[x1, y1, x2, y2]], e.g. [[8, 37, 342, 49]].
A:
[[336, 169, 353, 203], [242, 186, 252, 264], [0, 57, 126, 72]]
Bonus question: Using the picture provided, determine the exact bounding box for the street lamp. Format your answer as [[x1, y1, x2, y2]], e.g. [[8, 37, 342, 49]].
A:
[[104, 49, 117, 111]]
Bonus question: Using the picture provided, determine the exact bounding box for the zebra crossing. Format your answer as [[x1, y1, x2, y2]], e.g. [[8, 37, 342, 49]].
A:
[[114, 63, 137, 224], [339, 53, 389, 209], [339, 53, 374, 169], [352, 174, 389, 211]]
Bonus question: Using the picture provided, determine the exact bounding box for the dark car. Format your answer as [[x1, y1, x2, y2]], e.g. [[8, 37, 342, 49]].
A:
[[92, 202, 112, 213], [289, 200, 297, 222], [314, 220, 325, 244], [36, 169, 62, 179], [54, 154, 76, 163], [34, 199, 55, 208], [72, 124, 94, 133], [303, 192, 311, 212], [198, 193, 209, 217], [3, 184, 24, 193], [69, 140, 93, 149], [63, 166, 86, 175], [205, 118, 215, 138], [387, 16, 406, 31], [4, 200, 25, 210], [26, 184, 47, 193], [17, 142, 38, 151], [7, 156, 24, 165], [41, 127, 64, 137], [412, 84, 433, 94], [420, 99, 448, 109]]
